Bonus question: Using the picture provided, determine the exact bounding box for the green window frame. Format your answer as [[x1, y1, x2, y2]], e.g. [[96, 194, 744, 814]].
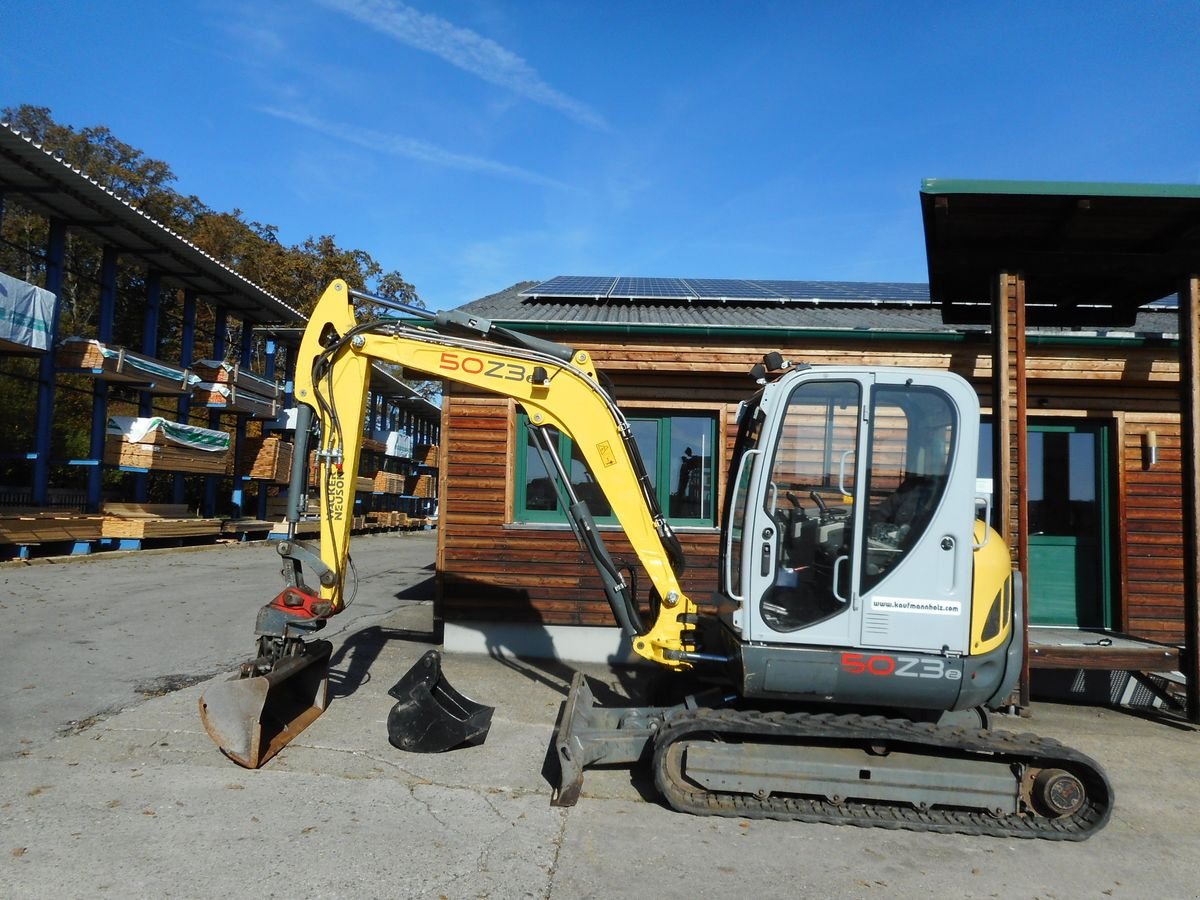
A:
[[514, 410, 718, 527]]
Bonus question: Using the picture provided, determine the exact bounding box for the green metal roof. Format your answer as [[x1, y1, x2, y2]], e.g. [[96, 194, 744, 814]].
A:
[[921, 178, 1200, 327], [922, 178, 1200, 200]]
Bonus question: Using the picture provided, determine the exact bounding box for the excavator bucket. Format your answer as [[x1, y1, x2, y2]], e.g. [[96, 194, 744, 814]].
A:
[[199, 640, 333, 768], [387, 649, 494, 753]]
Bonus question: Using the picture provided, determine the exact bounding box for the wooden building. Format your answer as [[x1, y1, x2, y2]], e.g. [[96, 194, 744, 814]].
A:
[[433, 181, 1200, 717]]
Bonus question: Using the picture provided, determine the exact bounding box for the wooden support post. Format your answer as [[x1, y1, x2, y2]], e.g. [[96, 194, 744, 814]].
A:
[[992, 271, 1030, 706], [1180, 276, 1200, 723]]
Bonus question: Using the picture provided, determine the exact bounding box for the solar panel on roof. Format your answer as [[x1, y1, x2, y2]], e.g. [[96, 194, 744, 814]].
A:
[[611, 277, 695, 299], [694, 279, 786, 300], [525, 275, 616, 297], [520, 275, 933, 304]]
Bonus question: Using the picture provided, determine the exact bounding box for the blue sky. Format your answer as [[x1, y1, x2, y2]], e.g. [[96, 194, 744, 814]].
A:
[[7, 1, 1200, 311]]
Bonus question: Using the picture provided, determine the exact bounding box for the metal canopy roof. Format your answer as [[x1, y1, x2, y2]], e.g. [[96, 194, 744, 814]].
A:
[[0, 123, 303, 325], [922, 178, 1200, 326], [368, 364, 441, 419], [254, 325, 440, 421]]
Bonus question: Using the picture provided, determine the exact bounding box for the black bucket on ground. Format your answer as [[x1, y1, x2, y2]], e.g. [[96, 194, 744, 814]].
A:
[[387, 649, 494, 753]]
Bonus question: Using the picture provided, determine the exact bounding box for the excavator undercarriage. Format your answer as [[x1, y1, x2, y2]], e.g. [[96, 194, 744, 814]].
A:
[[553, 673, 1112, 840]]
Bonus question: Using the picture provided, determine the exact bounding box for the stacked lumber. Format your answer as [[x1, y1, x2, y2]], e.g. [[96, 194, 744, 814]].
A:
[[366, 510, 410, 528], [192, 360, 280, 398], [220, 518, 275, 536], [101, 503, 221, 539], [193, 382, 278, 419], [104, 436, 228, 473], [304, 456, 373, 494], [404, 474, 436, 498], [270, 517, 321, 537], [105, 417, 230, 474], [56, 338, 194, 394], [265, 493, 318, 518], [373, 471, 406, 494], [241, 434, 294, 483], [414, 444, 438, 465], [0, 509, 104, 543]]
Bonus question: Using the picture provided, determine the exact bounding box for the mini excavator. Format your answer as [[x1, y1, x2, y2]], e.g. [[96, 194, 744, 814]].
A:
[[200, 280, 1112, 839]]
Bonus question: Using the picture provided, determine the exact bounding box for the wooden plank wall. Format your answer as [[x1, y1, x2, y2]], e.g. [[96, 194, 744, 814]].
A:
[[1121, 412, 1184, 640], [437, 332, 1187, 641]]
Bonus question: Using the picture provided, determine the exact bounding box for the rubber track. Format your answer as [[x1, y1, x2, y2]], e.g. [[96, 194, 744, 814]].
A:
[[652, 709, 1113, 840]]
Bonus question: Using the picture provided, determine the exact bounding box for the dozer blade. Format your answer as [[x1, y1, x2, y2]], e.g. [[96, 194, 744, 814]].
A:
[[199, 639, 333, 768], [387, 649, 494, 753]]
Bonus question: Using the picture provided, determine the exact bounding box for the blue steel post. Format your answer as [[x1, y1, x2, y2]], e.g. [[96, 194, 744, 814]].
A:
[[203, 307, 227, 516], [32, 219, 67, 506], [173, 290, 197, 504], [133, 272, 162, 503], [85, 246, 118, 510], [257, 337, 278, 520], [229, 320, 253, 518]]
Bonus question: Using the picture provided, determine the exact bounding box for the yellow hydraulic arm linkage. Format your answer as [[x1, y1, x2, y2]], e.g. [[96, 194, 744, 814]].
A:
[[200, 279, 699, 767], [297, 279, 699, 667]]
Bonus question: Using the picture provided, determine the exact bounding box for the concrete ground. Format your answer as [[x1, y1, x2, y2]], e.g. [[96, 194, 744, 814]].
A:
[[2, 531, 1199, 899]]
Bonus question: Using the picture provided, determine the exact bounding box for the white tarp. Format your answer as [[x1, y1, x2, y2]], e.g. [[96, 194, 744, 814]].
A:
[[105, 416, 230, 452], [0, 272, 57, 352], [386, 430, 414, 458]]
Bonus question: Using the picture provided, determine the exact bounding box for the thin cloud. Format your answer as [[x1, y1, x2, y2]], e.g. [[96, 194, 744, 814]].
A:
[[263, 106, 578, 191], [317, 0, 609, 131]]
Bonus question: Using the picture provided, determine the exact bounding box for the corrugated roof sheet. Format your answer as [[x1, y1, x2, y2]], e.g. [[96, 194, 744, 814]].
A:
[[460, 280, 1180, 338]]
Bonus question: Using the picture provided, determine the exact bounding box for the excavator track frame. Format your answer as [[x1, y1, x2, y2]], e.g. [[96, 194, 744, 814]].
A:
[[652, 708, 1113, 840]]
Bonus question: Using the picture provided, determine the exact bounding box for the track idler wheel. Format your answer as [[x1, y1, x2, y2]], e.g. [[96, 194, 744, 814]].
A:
[[1031, 768, 1086, 817]]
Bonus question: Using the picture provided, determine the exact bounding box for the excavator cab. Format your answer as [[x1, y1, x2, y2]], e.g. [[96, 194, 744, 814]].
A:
[[718, 365, 1017, 711]]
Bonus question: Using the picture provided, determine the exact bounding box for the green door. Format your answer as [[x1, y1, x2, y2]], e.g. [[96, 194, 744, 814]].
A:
[[1027, 422, 1112, 628]]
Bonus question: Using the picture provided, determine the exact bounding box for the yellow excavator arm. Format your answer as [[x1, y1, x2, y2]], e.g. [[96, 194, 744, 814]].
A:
[[291, 279, 698, 669]]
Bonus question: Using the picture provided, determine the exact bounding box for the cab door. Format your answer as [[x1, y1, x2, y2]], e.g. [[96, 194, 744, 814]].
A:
[[854, 373, 978, 655], [741, 374, 867, 647], [735, 368, 977, 656]]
